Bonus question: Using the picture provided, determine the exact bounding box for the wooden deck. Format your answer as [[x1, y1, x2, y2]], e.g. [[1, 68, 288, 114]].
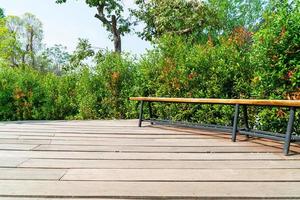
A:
[[0, 120, 300, 199]]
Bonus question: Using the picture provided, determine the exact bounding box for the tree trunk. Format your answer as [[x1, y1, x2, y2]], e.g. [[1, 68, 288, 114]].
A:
[[29, 28, 35, 66], [95, 4, 122, 53], [112, 15, 121, 53]]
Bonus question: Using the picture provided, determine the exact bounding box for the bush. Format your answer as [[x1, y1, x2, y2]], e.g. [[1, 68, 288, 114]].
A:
[[249, 0, 300, 133], [95, 52, 138, 119], [136, 34, 253, 125]]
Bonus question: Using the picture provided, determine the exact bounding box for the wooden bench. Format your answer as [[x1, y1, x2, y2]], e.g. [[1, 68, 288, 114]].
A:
[[129, 97, 300, 155]]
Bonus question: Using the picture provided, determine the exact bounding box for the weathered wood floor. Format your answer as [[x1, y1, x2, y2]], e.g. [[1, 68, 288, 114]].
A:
[[0, 120, 300, 199]]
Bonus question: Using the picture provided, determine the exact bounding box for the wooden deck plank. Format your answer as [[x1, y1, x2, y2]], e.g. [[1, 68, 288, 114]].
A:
[[0, 139, 51, 145], [16, 135, 225, 141], [62, 168, 300, 181], [33, 144, 281, 153], [20, 159, 300, 169], [49, 139, 265, 146], [0, 168, 66, 180], [0, 144, 38, 150], [0, 133, 215, 139], [1, 180, 300, 198], [0, 150, 294, 160], [0, 138, 264, 146], [0, 158, 28, 168], [1, 119, 300, 199]]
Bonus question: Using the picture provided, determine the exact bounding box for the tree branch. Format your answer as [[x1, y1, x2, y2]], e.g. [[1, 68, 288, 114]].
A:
[[94, 3, 112, 30], [168, 27, 194, 35]]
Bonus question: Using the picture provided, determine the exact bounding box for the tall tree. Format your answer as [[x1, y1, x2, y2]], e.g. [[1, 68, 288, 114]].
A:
[[56, 0, 131, 53], [22, 13, 43, 67], [132, 0, 218, 42], [6, 13, 43, 68]]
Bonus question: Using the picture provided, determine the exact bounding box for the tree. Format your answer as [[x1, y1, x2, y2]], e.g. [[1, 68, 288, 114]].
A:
[[0, 8, 4, 18], [66, 38, 95, 72], [0, 17, 23, 67], [6, 13, 43, 68], [56, 0, 131, 53], [132, 0, 218, 42], [22, 13, 43, 67], [208, 0, 266, 34], [0, 18, 21, 67], [132, 0, 266, 42], [40, 44, 70, 74]]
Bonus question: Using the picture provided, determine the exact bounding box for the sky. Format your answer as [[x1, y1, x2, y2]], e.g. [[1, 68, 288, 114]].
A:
[[0, 0, 151, 55]]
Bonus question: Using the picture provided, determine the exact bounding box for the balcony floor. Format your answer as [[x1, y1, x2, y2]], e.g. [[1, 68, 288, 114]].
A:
[[0, 119, 300, 199]]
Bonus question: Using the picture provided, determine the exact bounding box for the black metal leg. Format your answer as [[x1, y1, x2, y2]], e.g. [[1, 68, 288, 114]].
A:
[[138, 101, 144, 127], [148, 102, 154, 125], [284, 107, 296, 155], [232, 104, 240, 142]]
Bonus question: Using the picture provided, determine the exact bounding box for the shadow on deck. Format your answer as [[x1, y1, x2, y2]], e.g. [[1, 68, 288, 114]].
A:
[[0, 119, 300, 199]]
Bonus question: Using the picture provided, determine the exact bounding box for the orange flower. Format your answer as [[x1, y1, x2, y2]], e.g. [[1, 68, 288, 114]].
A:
[[207, 35, 214, 47], [188, 72, 197, 80], [276, 109, 286, 118], [287, 70, 294, 79], [229, 27, 252, 46], [280, 27, 286, 38], [14, 88, 25, 100], [111, 71, 120, 81]]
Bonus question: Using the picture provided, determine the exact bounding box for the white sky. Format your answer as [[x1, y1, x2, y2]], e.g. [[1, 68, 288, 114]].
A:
[[0, 0, 151, 55]]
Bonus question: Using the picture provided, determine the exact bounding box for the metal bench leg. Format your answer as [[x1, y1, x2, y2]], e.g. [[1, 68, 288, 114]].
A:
[[138, 101, 144, 127], [148, 102, 154, 125], [232, 104, 240, 142], [284, 107, 296, 155]]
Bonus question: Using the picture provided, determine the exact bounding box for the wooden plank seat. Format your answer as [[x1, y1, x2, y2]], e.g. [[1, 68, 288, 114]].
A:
[[129, 97, 300, 155]]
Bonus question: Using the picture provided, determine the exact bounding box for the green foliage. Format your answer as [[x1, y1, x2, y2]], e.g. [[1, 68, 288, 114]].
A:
[[0, 66, 77, 120], [4, 13, 44, 68], [132, 0, 218, 42], [40, 44, 70, 74], [0, 8, 4, 18], [246, 0, 300, 133], [66, 38, 94, 72], [40, 73, 78, 119], [0, 67, 42, 120], [251, 0, 300, 98], [74, 67, 99, 119], [0, 52, 138, 121], [208, 0, 266, 33], [95, 52, 138, 118], [136, 34, 253, 124], [0, 18, 22, 66], [2, 13, 72, 74], [132, 0, 265, 42]]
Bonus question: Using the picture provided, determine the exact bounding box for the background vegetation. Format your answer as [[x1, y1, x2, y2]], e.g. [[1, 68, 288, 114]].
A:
[[0, 0, 299, 133]]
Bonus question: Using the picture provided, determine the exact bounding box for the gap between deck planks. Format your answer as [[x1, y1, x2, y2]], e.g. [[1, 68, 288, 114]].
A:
[[0, 119, 300, 199]]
